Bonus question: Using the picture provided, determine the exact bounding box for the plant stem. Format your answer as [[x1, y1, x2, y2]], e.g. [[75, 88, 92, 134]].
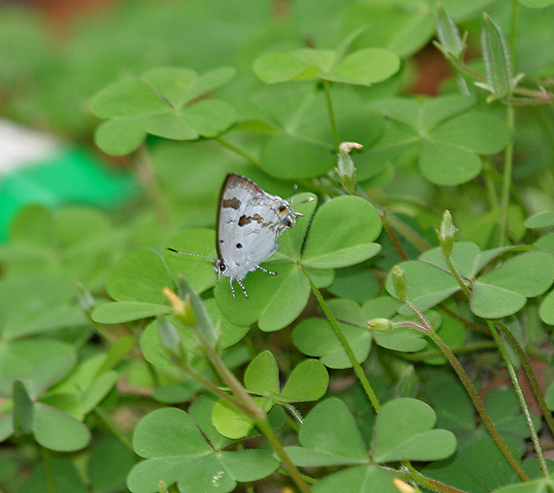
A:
[[496, 321, 554, 438], [386, 464, 471, 493], [487, 322, 549, 478], [382, 211, 409, 261], [93, 407, 136, 455], [256, 419, 313, 493], [443, 254, 472, 300], [301, 264, 381, 413], [215, 137, 260, 165], [498, 104, 515, 246], [400, 341, 497, 361], [41, 447, 55, 493], [323, 80, 340, 149], [135, 145, 172, 231], [402, 299, 529, 482], [167, 287, 312, 493]]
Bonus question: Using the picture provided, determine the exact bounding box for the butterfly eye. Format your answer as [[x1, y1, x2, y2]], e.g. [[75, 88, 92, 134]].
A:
[[219, 262, 226, 272]]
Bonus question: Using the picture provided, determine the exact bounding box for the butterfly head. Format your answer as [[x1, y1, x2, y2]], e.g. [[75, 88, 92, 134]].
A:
[[277, 202, 297, 229], [214, 258, 227, 277]]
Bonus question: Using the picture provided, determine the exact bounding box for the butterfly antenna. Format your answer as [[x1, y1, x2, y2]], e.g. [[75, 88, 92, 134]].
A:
[[228, 278, 236, 298], [257, 265, 276, 276], [167, 248, 215, 261], [235, 278, 249, 298]]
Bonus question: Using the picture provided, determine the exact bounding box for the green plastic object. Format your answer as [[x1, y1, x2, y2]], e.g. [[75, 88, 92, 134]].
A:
[[0, 146, 136, 243]]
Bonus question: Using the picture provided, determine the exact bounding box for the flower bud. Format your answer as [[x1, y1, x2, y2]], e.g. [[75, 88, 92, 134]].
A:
[[436, 3, 464, 59], [480, 13, 513, 98], [437, 209, 457, 257], [392, 265, 409, 300], [336, 142, 362, 194], [368, 318, 394, 331]]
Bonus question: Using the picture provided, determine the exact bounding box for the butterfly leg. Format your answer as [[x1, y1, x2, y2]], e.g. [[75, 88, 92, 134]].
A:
[[257, 265, 276, 276], [235, 277, 249, 298], [228, 278, 236, 298]]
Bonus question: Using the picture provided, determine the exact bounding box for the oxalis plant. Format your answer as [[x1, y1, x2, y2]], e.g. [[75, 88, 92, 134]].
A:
[[4, 1, 554, 493]]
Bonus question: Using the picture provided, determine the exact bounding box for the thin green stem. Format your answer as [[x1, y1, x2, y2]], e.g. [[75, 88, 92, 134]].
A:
[[402, 299, 529, 482], [93, 407, 136, 455], [167, 288, 312, 493], [443, 254, 472, 299], [301, 264, 381, 413], [277, 468, 318, 485], [400, 341, 497, 361], [41, 447, 55, 493], [323, 80, 340, 149], [385, 465, 470, 493], [496, 321, 554, 438], [256, 419, 313, 493], [215, 137, 260, 165], [487, 322, 549, 478], [498, 104, 515, 246]]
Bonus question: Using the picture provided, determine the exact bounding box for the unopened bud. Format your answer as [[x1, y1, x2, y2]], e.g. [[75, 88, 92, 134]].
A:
[[336, 142, 362, 194], [393, 478, 417, 493], [368, 318, 394, 331], [436, 3, 464, 59], [392, 265, 409, 300], [163, 287, 196, 326], [437, 209, 457, 257], [480, 13, 513, 98]]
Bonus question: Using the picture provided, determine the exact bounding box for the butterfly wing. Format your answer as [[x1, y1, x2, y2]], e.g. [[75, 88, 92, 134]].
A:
[[217, 174, 295, 281]]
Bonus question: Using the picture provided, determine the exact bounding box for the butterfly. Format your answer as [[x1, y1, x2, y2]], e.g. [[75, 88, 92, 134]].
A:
[[169, 173, 300, 298]]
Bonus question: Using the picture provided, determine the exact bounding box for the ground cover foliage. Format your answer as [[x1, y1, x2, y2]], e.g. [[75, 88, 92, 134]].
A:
[[4, 0, 554, 491]]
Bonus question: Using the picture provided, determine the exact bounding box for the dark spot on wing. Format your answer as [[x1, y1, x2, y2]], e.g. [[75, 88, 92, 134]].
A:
[[238, 214, 265, 227], [236, 243, 243, 249], [222, 197, 241, 210], [278, 204, 287, 213]]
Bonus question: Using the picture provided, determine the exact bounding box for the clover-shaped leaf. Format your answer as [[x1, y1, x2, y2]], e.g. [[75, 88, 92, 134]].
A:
[[368, 96, 511, 186], [372, 398, 456, 463], [471, 251, 554, 318], [254, 47, 399, 87], [312, 465, 400, 493], [302, 196, 382, 269], [285, 398, 369, 467], [212, 351, 328, 438], [92, 249, 173, 324], [293, 299, 371, 369], [90, 66, 237, 156], [127, 407, 280, 493]]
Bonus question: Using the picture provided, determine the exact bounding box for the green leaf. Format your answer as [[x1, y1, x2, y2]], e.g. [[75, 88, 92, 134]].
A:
[[471, 251, 554, 318], [302, 196, 382, 268], [21, 458, 88, 493], [92, 301, 171, 324], [164, 229, 217, 294], [215, 262, 310, 332], [518, 0, 554, 6], [244, 351, 280, 396], [90, 76, 168, 118], [420, 140, 482, 186], [181, 100, 238, 138], [525, 212, 554, 229], [292, 300, 371, 369], [13, 381, 34, 435], [254, 52, 322, 84], [212, 398, 271, 440], [107, 249, 173, 305], [372, 398, 457, 463], [385, 261, 460, 313], [140, 112, 198, 140], [33, 403, 91, 451], [259, 134, 335, 179], [281, 359, 329, 402], [141, 66, 198, 108], [323, 48, 400, 86], [430, 112, 511, 155], [312, 465, 400, 493], [285, 398, 369, 467], [89, 438, 138, 493], [81, 371, 119, 415]]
